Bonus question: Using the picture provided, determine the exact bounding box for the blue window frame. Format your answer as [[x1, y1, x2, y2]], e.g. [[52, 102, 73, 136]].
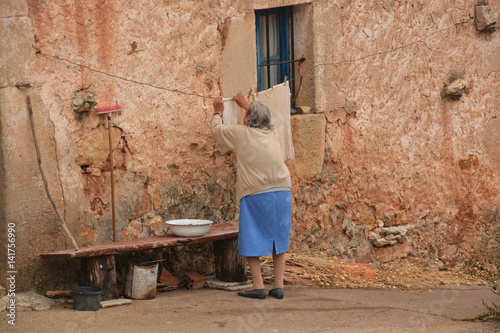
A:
[[256, 7, 291, 91]]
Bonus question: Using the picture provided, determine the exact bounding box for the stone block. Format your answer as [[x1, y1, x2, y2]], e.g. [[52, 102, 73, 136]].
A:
[[443, 79, 467, 99], [0, 17, 33, 87], [475, 5, 498, 31], [289, 114, 326, 178], [72, 85, 98, 113], [369, 225, 410, 247]]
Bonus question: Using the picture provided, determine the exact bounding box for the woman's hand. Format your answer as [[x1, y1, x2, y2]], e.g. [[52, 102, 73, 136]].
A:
[[213, 96, 224, 115], [233, 92, 249, 110]]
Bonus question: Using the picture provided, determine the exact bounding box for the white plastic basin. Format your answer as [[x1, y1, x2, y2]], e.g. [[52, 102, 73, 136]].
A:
[[165, 219, 214, 237]]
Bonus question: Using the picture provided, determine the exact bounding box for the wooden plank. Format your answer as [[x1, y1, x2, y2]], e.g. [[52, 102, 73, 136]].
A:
[[100, 299, 132, 308], [40, 221, 239, 259]]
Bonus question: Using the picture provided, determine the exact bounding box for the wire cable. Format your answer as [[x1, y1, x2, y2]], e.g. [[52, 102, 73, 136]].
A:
[[33, 46, 216, 100], [314, 20, 468, 68], [32, 18, 468, 100]]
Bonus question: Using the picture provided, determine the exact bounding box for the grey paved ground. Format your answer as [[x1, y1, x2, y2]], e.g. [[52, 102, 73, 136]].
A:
[[2, 285, 499, 332]]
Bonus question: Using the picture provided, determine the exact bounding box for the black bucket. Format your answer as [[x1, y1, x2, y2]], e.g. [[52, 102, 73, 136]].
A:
[[71, 286, 102, 311]]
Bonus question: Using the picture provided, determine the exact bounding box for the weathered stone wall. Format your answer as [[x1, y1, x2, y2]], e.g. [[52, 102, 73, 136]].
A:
[[290, 0, 500, 268], [1, 0, 499, 291]]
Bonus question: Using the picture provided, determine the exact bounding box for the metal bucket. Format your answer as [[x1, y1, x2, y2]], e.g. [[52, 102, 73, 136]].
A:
[[124, 261, 159, 300]]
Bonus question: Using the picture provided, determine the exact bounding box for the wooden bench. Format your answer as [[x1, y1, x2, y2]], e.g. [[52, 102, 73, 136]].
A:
[[40, 221, 246, 297]]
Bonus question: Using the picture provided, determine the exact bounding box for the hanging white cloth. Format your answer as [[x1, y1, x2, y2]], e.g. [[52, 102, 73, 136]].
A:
[[222, 98, 238, 126], [253, 81, 295, 160]]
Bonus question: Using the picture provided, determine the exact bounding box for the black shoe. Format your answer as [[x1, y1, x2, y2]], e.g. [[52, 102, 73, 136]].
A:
[[269, 288, 284, 299], [237, 289, 266, 299]]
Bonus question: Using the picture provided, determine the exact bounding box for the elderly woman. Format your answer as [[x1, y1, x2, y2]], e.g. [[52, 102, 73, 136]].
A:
[[210, 93, 292, 300]]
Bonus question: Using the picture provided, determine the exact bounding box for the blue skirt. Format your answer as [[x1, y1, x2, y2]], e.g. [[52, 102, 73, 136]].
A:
[[237, 190, 292, 257]]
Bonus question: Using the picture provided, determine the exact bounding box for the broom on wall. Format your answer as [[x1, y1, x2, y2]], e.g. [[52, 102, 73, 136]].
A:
[[27, 96, 79, 251]]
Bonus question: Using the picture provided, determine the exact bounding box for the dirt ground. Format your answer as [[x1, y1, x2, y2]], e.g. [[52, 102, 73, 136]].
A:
[[2, 255, 499, 332], [0, 254, 500, 333], [2, 283, 499, 333]]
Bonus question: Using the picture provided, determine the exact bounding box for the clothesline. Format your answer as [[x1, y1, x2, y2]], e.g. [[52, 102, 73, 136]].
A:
[[33, 18, 467, 100], [34, 46, 300, 101], [33, 46, 215, 100], [313, 20, 468, 68]]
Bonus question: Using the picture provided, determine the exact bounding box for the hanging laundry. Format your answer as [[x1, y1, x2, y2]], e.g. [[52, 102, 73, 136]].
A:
[[254, 81, 295, 160], [222, 98, 238, 126]]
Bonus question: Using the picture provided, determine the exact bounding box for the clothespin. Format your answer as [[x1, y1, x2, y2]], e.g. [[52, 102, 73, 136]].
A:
[[284, 76, 288, 86], [255, 86, 259, 97], [247, 89, 255, 102]]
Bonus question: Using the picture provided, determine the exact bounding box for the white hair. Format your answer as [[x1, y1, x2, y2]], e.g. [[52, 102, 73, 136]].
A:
[[246, 101, 274, 130]]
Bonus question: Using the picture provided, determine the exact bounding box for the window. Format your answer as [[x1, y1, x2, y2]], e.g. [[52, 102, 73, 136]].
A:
[[256, 6, 304, 108], [256, 7, 291, 91]]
